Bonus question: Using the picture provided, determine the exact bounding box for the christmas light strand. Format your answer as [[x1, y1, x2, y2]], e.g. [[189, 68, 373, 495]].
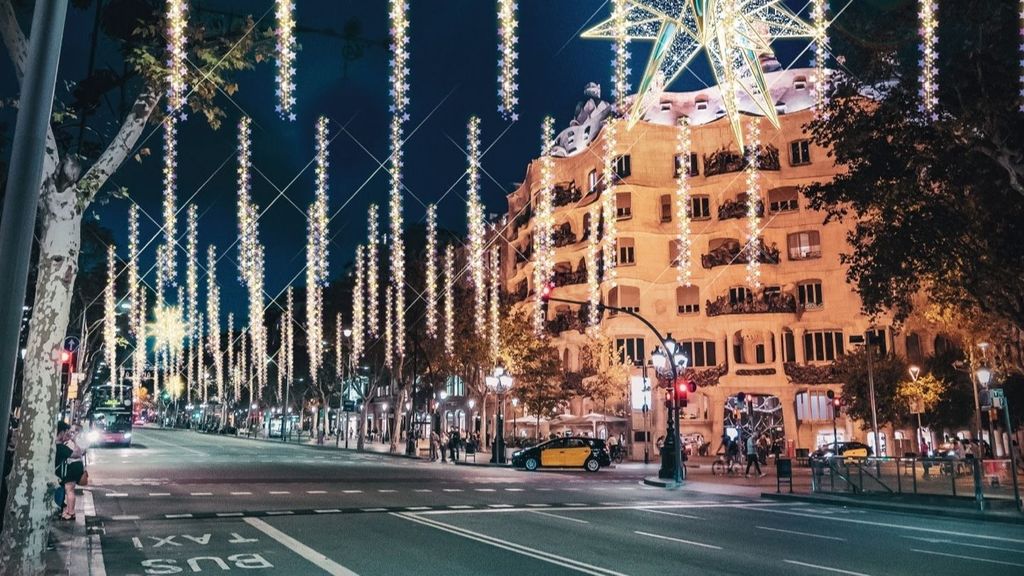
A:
[[351, 245, 365, 363], [165, 0, 188, 116], [239, 329, 248, 402], [185, 204, 198, 392], [586, 205, 601, 327], [104, 246, 118, 394], [160, 118, 178, 296], [465, 116, 486, 334], [532, 116, 556, 335], [425, 204, 439, 338], [236, 117, 267, 398], [274, 0, 297, 120], [388, 114, 406, 362], [488, 247, 500, 365], [388, 0, 411, 116], [366, 205, 380, 337], [443, 244, 455, 358], [918, 0, 938, 119], [127, 205, 144, 397], [497, 0, 519, 120], [610, 0, 631, 109], [675, 119, 693, 286], [206, 245, 222, 401], [227, 313, 237, 401], [195, 313, 204, 403], [307, 116, 331, 384], [283, 287, 295, 400], [384, 285, 394, 370], [600, 119, 619, 287], [745, 118, 762, 289], [811, 0, 829, 116], [335, 312, 344, 380]]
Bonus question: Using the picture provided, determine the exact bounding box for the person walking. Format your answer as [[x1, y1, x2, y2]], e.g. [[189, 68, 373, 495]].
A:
[[429, 430, 439, 461], [744, 433, 765, 478], [55, 422, 86, 521], [449, 429, 460, 462]]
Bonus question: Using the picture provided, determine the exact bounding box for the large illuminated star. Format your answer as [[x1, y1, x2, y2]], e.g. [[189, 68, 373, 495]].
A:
[[583, 0, 814, 147]]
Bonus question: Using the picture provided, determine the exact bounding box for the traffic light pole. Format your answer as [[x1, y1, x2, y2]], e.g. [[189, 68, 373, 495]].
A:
[[545, 294, 684, 485]]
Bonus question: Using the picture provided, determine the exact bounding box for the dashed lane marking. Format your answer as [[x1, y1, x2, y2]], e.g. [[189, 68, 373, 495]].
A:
[[448, 505, 472, 509], [111, 515, 140, 521], [474, 489, 496, 492], [634, 531, 722, 550], [361, 508, 387, 512], [757, 526, 845, 541], [530, 510, 589, 524], [487, 504, 513, 508], [269, 491, 291, 495], [504, 488, 524, 492], [165, 514, 192, 519], [307, 490, 327, 494], [343, 490, 363, 494], [148, 493, 170, 497], [640, 508, 703, 520], [231, 491, 253, 495], [414, 489, 432, 492], [378, 489, 397, 493], [442, 489, 463, 492], [315, 509, 341, 514], [406, 506, 431, 511], [106, 493, 128, 497], [266, 511, 295, 516], [526, 503, 551, 508], [783, 560, 872, 576], [190, 492, 212, 496], [910, 549, 1024, 568], [216, 512, 244, 517]]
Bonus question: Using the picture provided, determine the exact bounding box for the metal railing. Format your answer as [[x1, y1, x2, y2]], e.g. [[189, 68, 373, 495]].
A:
[[811, 456, 1021, 511]]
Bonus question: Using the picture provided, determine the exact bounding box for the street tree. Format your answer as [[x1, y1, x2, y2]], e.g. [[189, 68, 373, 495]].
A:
[[0, 2, 271, 570], [836, 350, 910, 429], [803, 0, 1024, 332], [574, 331, 630, 427], [498, 308, 563, 438]]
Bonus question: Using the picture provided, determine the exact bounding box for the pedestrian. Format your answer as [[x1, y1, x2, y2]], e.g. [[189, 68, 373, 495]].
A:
[[449, 429, 460, 462], [429, 430, 439, 461], [744, 434, 765, 478], [54, 422, 86, 521]]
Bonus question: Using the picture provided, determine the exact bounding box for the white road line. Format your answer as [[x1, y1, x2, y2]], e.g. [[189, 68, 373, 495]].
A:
[[190, 492, 212, 496], [231, 491, 253, 495], [148, 493, 171, 497], [757, 526, 845, 541], [526, 503, 551, 508], [442, 489, 463, 492], [448, 505, 472, 509], [488, 504, 514, 508], [745, 507, 1024, 544], [530, 510, 590, 524], [244, 517, 360, 576], [378, 489, 397, 493], [783, 560, 872, 575], [111, 515, 140, 521], [911, 549, 1024, 567], [269, 491, 291, 495], [634, 531, 722, 550], [266, 511, 295, 516], [394, 513, 626, 576], [307, 490, 327, 494], [315, 509, 341, 513], [343, 490, 363, 494], [901, 535, 1024, 554], [414, 489, 433, 493], [504, 488, 524, 492], [564, 503, 586, 507], [535, 488, 553, 492], [165, 513, 192, 519], [106, 493, 128, 497], [361, 508, 387, 512], [406, 506, 431, 511], [216, 513, 244, 517], [474, 488, 496, 492], [639, 508, 703, 520]]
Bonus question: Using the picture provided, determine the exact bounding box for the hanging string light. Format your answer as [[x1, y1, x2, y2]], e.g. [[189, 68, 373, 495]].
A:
[[443, 244, 455, 358], [195, 313, 205, 403], [173, 286, 185, 384], [307, 116, 331, 385], [206, 245, 222, 401], [388, 115, 406, 362], [165, 0, 188, 117], [745, 118, 762, 289], [274, 0, 297, 120], [465, 116, 486, 334], [389, 0, 411, 116], [425, 205, 439, 338], [488, 247, 500, 365], [227, 313, 237, 401], [351, 245, 365, 363], [496, 0, 519, 121], [675, 119, 693, 287], [586, 205, 601, 327], [610, 0, 630, 110], [160, 118, 178, 298], [918, 0, 938, 119], [104, 246, 118, 396], [253, 245, 267, 402], [384, 285, 394, 370], [127, 205, 144, 398], [532, 116, 556, 334], [335, 312, 344, 380], [238, 329, 248, 403], [236, 116, 267, 399], [185, 204, 198, 393], [600, 120, 619, 288], [811, 0, 829, 116], [284, 287, 294, 394], [366, 205, 380, 337]]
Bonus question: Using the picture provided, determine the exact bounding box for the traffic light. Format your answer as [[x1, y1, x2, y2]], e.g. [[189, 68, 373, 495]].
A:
[[60, 350, 71, 364], [675, 379, 696, 407], [539, 281, 555, 316], [826, 389, 841, 417]]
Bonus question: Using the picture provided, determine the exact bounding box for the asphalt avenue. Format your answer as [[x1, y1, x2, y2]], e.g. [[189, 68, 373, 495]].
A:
[[81, 427, 1024, 575]]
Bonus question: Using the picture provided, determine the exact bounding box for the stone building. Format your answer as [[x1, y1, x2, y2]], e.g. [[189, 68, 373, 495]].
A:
[[501, 68, 938, 460]]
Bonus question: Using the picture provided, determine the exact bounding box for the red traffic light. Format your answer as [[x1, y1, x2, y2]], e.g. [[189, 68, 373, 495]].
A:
[[674, 379, 696, 404], [60, 351, 71, 364], [540, 281, 555, 301]]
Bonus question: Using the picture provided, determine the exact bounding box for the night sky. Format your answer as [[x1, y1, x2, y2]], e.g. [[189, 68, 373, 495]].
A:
[[2, 0, 818, 319]]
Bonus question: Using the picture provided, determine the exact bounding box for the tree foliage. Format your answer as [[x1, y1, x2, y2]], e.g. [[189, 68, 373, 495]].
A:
[[837, 350, 910, 428], [574, 331, 630, 414], [803, 0, 1024, 331], [498, 307, 564, 425]]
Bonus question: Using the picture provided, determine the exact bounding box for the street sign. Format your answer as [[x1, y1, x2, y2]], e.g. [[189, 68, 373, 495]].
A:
[[343, 400, 356, 412], [990, 388, 1005, 409], [63, 336, 80, 353], [67, 382, 78, 400]]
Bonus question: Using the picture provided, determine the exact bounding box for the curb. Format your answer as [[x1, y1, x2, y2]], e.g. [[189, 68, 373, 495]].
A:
[[760, 492, 1024, 525], [211, 430, 425, 461], [642, 476, 682, 489]]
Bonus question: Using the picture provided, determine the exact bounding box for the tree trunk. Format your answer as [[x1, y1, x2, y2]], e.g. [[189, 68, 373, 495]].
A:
[[0, 184, 81, 575], [356, 404, 366, 451]]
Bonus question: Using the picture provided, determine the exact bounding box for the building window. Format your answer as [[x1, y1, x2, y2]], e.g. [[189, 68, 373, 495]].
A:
[[867, 328, 888, 356], [615, 337, 646, 366], [695, 96, 709, 111], [793, 75, 807, 91], [617, 238, 635, 265], [790, 139, 811, 165], [906, 333, 923, 364], [660, 194, 672, 223], [608, 285, 640, 315], [796, 391, 834, 422], [587, 169, 598, 194], [613, 155, 631, 180], [729, 286, 749, 305], [674, 152, 699, 177], [787, 231, 822, 260], [768, 187, 799, 213], [676, 286, 699, 315], [798, 281, 823, 309], [690, 195, 711, 220], [804, 330, 845, 362], [782, 329, 796, 363], [679, 340, 716, 367], [668, 239, 685, 266], [615, 192, 632, 219]]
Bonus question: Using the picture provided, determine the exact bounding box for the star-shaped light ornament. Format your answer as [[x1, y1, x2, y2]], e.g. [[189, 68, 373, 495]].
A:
[[583, 0, 815, 147]]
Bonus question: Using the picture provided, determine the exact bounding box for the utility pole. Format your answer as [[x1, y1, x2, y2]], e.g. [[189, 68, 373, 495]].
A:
[[0, 0, 69, 483], [865, 333, 881, 456]]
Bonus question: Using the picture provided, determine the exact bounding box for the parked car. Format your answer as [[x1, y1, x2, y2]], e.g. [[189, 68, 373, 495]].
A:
[[511, 437, 611, 472], [810, 441, 872, 463]]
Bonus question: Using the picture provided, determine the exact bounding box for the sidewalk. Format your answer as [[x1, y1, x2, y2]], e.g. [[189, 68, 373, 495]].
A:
[[44, 489, 102, 575]]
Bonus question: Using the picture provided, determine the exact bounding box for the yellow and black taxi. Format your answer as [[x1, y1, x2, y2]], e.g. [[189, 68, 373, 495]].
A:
[[810, 441, 872, 463], [511, 437, 612, 472]]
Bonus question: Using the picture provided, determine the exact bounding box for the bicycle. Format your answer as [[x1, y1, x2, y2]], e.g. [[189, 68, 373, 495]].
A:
[[610, 444, 626, 464], [712, 454, 741, 476]]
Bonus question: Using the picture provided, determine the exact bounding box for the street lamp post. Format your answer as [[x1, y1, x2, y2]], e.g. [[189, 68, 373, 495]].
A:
[[641, 361, 652, 465], [511, 397, 519, 441], [652, 335, 688, 485], [909, 365, 925, 455], [486, 366, 514, 464]]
